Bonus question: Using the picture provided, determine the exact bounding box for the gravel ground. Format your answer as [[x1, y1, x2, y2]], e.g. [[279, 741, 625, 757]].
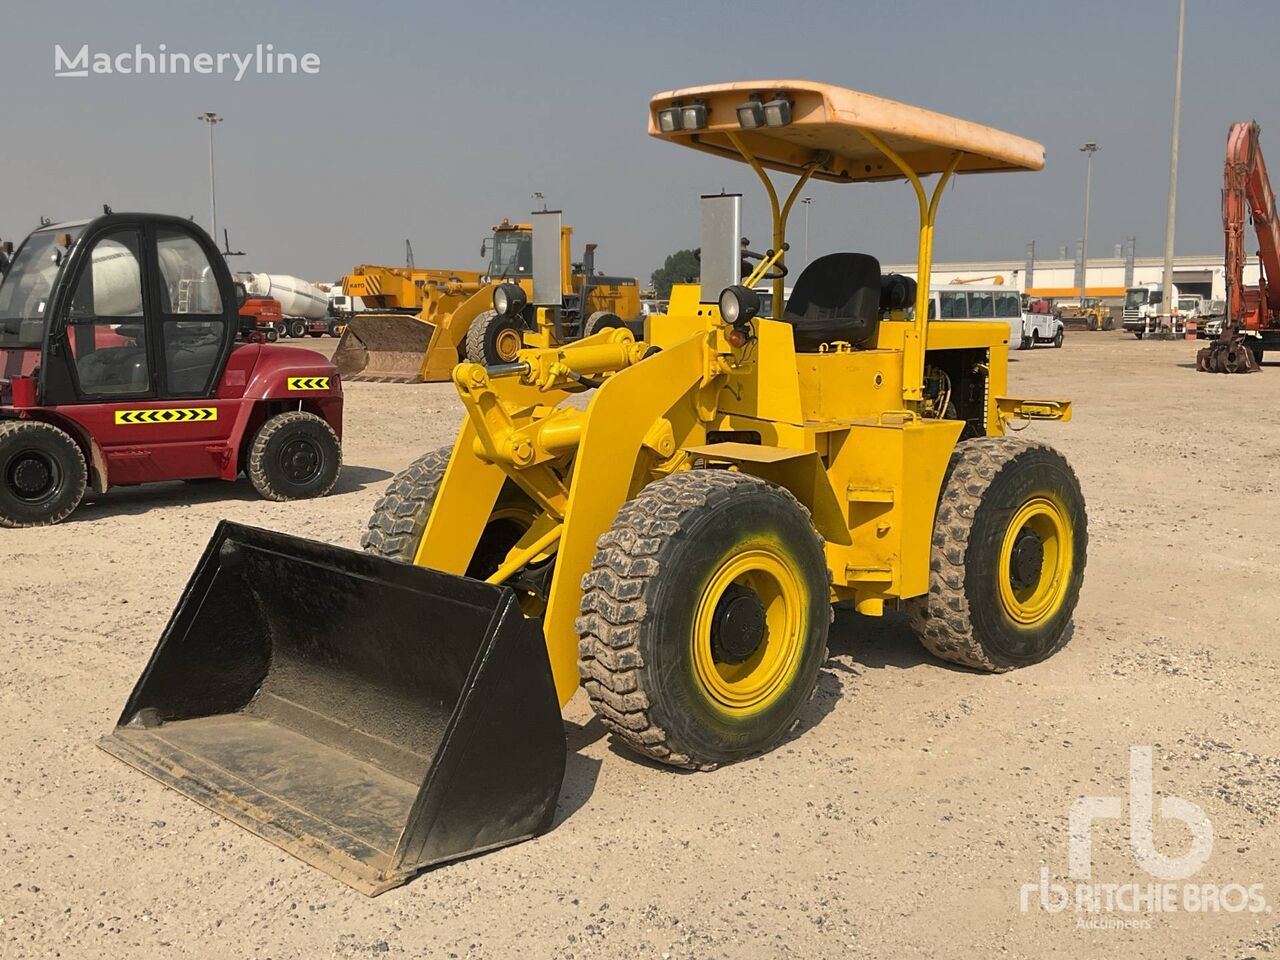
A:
[[1, 332, 1277, 958]]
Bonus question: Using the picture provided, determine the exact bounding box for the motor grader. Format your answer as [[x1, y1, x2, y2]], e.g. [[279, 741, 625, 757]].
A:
[[331, 218, 640, 382], [102, 80, 1087, 896]]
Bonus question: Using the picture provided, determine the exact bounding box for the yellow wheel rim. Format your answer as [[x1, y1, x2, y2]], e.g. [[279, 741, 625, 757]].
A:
[[997, 496, 1073, 625], [692, 548, 806, 715], [494, 327, 523, 362]]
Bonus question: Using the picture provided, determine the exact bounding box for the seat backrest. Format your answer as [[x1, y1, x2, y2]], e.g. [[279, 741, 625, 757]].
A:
[[783, 253, 881, 351]]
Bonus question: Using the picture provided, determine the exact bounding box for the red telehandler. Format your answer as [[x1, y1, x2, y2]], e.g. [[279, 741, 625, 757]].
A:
[[1198, 121, 1280, 373]]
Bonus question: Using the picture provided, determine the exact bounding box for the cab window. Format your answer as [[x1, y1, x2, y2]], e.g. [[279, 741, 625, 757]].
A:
[[156, 228, 228, 395], [939, 291, 967, 319], [967, 291, 995, 318], [65, 229, 151, 397], [994, 292, 1021, 318]]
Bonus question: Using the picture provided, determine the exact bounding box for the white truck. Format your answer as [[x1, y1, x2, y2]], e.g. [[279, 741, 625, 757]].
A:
[[1123, 282, 1177, 338]]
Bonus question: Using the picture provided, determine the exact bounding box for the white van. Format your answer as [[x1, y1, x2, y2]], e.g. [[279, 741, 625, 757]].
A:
[[923, 285, 1062, 350]]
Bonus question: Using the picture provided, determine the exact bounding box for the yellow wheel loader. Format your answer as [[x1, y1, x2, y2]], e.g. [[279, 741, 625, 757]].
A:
[[331, 219, 641, 383], [102, 80, 1087, 895]]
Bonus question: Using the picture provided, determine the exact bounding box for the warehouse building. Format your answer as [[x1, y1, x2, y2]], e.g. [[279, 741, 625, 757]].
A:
[[882, 252, 1260, 302]]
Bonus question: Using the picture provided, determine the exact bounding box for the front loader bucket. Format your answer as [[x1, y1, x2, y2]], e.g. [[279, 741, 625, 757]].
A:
[[331, 313, 436, 382], [99, 522, 566, 896]]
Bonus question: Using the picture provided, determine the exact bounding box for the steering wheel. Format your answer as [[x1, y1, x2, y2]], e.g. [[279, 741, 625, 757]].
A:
[[740, 247, 788, 282]]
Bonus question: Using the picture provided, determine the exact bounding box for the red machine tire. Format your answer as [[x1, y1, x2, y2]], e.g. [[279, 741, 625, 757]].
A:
[[0, 420, 88, 527], [247, 411, 341, 502]]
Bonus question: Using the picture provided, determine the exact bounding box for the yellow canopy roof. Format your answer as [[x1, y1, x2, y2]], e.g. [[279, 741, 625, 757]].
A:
[[648, 80, 1044, 183]]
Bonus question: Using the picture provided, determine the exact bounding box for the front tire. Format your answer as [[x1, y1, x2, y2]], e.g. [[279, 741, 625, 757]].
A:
[[247, 411, 341, 501], [465, 309, 524, 365], [906, 437, 1087, 671], [1053, 328, 1065, 348], [264, 328, 279, 343], [361, 446, 535, 578], [0, 420, 88, 527], [577, 471, 830, 770]]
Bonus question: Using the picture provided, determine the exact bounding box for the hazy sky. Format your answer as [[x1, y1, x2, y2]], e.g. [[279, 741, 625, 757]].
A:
[[4, 0, 1278, 283]]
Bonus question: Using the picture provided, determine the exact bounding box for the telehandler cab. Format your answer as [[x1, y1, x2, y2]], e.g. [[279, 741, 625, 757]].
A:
[[103, 81, 1087, 895], [0, 213, 342, 526]]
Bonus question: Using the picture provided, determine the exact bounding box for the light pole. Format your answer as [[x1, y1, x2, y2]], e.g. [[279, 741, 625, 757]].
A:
[[800, 197, 812, 268], [197, 112, 223, 242], [1079, 142, 1098, 306], [1161, 0, 1186, 331]]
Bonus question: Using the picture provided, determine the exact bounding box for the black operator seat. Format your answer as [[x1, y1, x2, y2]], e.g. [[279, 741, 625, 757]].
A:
[[783, 253, 882, 352]]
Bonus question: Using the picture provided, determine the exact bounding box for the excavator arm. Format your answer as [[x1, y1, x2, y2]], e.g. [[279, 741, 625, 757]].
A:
[[1200, 121, 1280, 373]]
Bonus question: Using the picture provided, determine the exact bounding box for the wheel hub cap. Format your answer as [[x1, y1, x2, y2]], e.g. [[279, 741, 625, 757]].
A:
[[710, 584, 767, 665], [280, 439, 321, 483], [1009, 528, 1044, 590], [10, 453, 56, 501]]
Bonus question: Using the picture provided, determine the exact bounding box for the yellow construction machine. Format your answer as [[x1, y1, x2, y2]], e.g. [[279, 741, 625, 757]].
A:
[[102, 80, 1087, 895], [341, 263, 485, 314], [332, 219, 640, 382]]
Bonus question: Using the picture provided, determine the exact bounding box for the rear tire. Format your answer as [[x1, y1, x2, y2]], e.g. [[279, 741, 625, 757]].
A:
[[274, 321, 288, 338], [307, 331, 323, 338], [288, 319, 307, 339], [582, 311, 624, 339], [247, 411, 341, 502], [0, 420, 87, 527], [906, 437, 1086, 672], [361, 446, 535, 578], [577, 471, 830, 770], [265, 328, 279, 343], [1053, 328, 1065, 348], [465, 309, 524, 365], [1020, 334, 1033, 350]]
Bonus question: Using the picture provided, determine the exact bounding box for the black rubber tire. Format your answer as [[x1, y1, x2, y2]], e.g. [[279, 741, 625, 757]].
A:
[[265, 328, 279, 343], [247, 411, 341, 502], [288, 319, 307, 339], [1020, 335, 1033, 350], [328, 320, 340, 337], [1252, 347, 1265, 365], [1133, 332, 1144, 340], [465, 309, 524, 365], [1053, 328, 1065, 348], [0, 420, 88, 527], [582, 311, 624, 339], [274, 321, 288, 338], [307, 331, 323, 338], [361, 445, 534, 579], [906, 437, 1087, 672], [576, 470, 831, 770]]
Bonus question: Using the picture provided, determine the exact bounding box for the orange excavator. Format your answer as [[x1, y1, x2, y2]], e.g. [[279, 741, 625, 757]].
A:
[[1197, 121, 1280, 373]]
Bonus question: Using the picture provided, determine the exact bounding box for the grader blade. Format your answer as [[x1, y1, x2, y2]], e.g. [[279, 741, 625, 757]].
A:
[[99, 522, 565, 896], [331, 313, 437, 382]]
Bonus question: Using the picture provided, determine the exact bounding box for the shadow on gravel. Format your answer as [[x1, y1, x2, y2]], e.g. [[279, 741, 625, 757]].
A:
[[553, 718, 607, 827], [71, 463, 393, 522], [830, 605, 969, 673]]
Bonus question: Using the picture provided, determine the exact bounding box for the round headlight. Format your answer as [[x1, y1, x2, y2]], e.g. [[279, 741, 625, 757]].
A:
[[718, 285, 760, 326], [492, 282, 526, 318]]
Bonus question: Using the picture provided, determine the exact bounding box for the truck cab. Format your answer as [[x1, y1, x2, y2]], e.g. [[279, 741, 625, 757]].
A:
[[1123, 283, 1175, 337]]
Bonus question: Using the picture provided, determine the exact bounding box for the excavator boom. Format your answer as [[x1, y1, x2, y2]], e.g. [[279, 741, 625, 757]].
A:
[[1199, 121, 1280, 373]]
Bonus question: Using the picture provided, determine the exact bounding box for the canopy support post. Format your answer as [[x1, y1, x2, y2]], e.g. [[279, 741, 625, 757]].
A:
[[856, 130, 962, 405], [726, 131, 817, 319]]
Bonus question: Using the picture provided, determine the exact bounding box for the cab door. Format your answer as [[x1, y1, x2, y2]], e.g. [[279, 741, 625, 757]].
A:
[[47, 219, 241, 484]]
